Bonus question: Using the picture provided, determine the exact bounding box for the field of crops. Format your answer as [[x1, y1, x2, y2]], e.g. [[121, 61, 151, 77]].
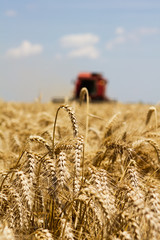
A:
[[0, 97, 160, 239]]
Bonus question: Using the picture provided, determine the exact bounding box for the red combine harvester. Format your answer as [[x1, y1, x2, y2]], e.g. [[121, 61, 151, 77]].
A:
[[74, 72, 109, 101], [52, 72, 110, 103]]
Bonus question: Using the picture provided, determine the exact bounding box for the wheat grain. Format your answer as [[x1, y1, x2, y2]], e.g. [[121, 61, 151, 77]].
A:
[[60, 218, 74, 240], [0, 221, 15, 240], [129, 219, 141, 240], [4, 186, 24, 230], [33, 228, 54, 240], [29, 135, 52, 153], [14, 170, 33, 211], [57, 151, 66, 188], [73, 136, 83, 194], [119, 230, 132, 240]]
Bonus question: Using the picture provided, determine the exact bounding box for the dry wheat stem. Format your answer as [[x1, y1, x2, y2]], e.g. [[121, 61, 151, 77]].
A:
[[79, 87, 89, 147], [145, 106, 157, 131]]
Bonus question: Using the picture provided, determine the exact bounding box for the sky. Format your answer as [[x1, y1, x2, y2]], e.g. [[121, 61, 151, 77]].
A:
[[1, 0, 160, 103]]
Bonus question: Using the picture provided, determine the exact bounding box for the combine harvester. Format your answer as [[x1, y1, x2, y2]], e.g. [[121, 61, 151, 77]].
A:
[[74, 72, 109, 101], [52, 72, 110, 102]]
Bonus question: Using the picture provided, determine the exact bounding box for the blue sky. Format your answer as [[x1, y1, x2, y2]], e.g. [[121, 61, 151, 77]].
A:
[[1, 0, 160, 103]]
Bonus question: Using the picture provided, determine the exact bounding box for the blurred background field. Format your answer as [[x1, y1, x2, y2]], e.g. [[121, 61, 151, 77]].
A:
[[0, 100, 154, 171]]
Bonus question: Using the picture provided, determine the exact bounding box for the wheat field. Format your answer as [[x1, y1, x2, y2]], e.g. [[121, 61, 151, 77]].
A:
[[0, 96, 160, 240]]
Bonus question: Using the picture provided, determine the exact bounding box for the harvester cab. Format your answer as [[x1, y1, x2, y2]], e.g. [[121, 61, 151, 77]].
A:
[[74, 72, 109, 101]]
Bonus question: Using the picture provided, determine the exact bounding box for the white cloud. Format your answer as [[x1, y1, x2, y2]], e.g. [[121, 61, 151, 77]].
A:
[[6, 41, 43, 58], [127, 33, 139, 42], [60, 33, 100, 59], [138, 27, 159, 36], [60, 33, 99, 48], [55, 53, 63, 60], [5, 10, 17, 17], [106, 27, 160, 50], [115, 27, 125, 35], [106, 36, 126, 50], [68, 46, 99, 59]]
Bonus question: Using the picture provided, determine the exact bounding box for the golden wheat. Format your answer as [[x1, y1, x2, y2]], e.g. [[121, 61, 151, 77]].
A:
[[1, 100, 160, 239]]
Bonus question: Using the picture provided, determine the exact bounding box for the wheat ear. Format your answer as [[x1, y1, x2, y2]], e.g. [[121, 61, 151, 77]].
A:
[[73, 136, 83, 194], [32, 228, 54, 240], [52, 105, 78, 156], [14, 170, 33, 211], [79, 87, 89, 147], [104, 112, 121, 138], [0, 221, 15, 240], [60, 218, 74, 240], [57, 151, 66, 188], [29, 135, 52, 152], [145, 106, 157, 131]]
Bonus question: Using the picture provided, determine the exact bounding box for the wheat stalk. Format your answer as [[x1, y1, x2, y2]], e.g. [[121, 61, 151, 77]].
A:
[[79, 87, 89, 147], [145, 106, 157, 131]]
